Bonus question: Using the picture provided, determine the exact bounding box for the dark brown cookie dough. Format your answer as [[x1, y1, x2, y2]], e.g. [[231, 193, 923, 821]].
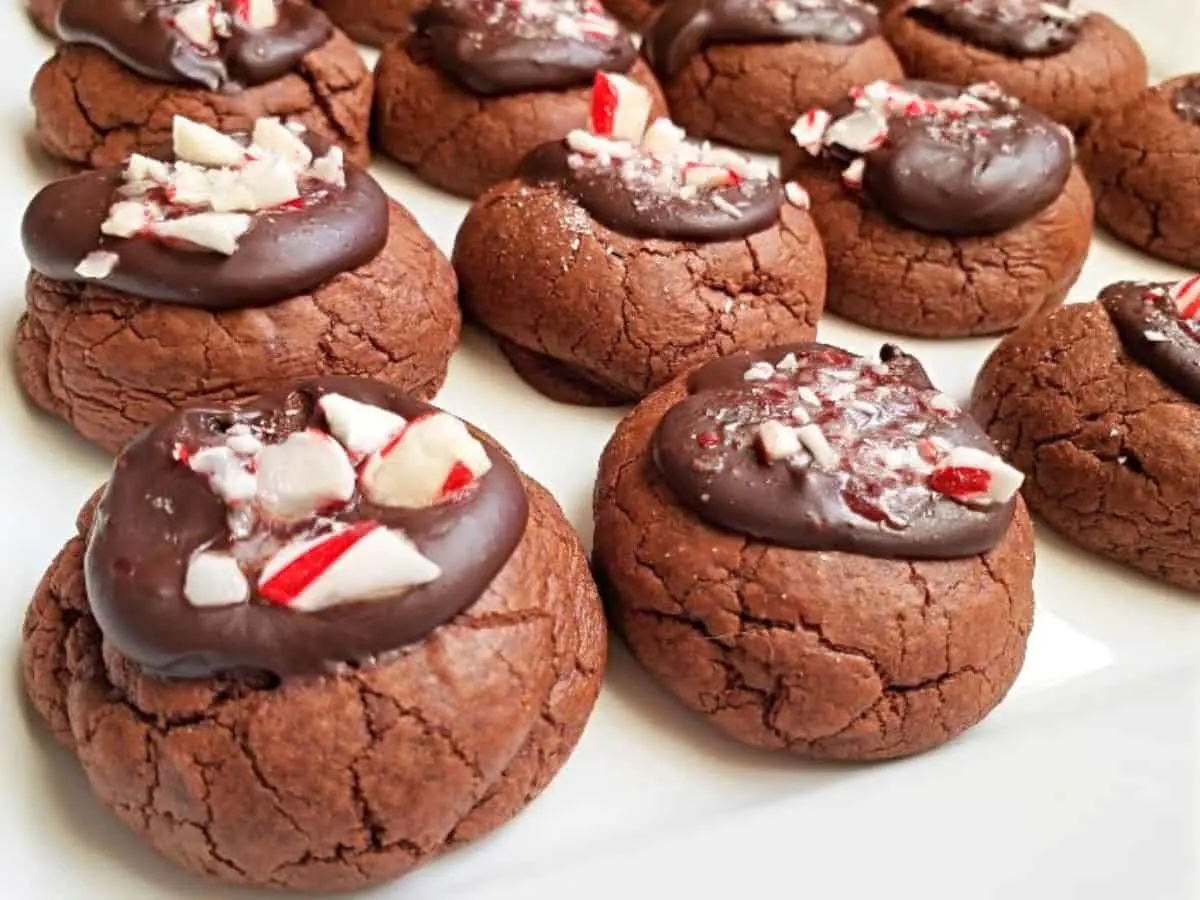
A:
[[1078, 75, 1200, 270], [22, 472, 606, 890], [32, 29, 373, 169], [373, 47, 666, 198], [971, 293, 1200, 591], [313, 0, 424, 46], [594, 356, 1035, 759], [26, 0, 57, 35], [883, 0, 1147, 133], [16, 202, 458, 452]]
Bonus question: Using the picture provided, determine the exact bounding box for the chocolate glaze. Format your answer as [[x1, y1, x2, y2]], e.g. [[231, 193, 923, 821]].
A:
[[645, 0, 879, 79], [654, 343, 1015, 559], [57, 0, 332, 91], [21, 132, 389, 310], [410, 0, 636, 96], [825, 80, 1072, 236], [85, 378, 529, 679], [1172, 77, 1200, 126], [1100, 281, 1200, 405], [906, 0, 1081, 59], [519, 140, 784, 240]]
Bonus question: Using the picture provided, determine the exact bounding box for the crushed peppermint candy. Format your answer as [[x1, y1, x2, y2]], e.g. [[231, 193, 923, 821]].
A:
[[476, 0, 620, 41], [169, 0, 279, 51], [176, 393, 493, 612]]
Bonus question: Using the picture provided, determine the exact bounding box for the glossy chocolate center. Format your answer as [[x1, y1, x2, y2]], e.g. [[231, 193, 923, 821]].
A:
[[1100, 281, 1200, 404], [519, 139, 783, 240], [22, 131, 389, 310], [654, 343, 1016, 559], [1172, 77, 1200, 126], [645, 0, 878, 78], [905, 0, 1082, 58], [84, 378, 530, 679], [410, 0, 636, 96], [57, 0, 332, 90]]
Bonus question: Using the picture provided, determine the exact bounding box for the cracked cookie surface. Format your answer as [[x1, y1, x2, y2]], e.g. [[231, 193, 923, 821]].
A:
[[31, 30, 373, 169], [593, 375, 1035, 759], [1078, 75, 1200, 270], [970, 301, 1200, 591], [372, 45, 665, 199], [781, 146, 1093, 337], [313, 0, 423, 46], [16, 202, 459, 452], [453, 179, 826, 404], [22, 475, 606, 891], [883, 3, 1146, 133]]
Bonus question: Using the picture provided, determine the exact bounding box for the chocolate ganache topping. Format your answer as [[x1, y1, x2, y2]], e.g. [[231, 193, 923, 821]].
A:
[[1100, 278, 1200, 405], [22, 117, 388, 310], [905, 0, 1083, 58], [654, 343, 1023, 558], [85, 377, 529, 678], [57, 0, 332, 91], [798, 79, 1072, 235], [645, 0, 879, 79], [410, 0, 636, 96], [1173, 77, 1200, 126]]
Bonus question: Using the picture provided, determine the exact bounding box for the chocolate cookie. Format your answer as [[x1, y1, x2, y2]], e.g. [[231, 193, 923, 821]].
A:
[[27, 0, 58, 34], [883, 0, 1146, 133], [1078, 75, 1200, 270], [454, 77, 825, 405], [33, 0, 373, 168], [16, 117, 458, 452], [644, 0, 904, 152], [594, 343, 1035, 758], [971, 278, 1200, 591], [781, 80, 1092, 337], [312, 0, 423, 46], [21, 378, 606, 890], [372, 0, 666, 198]]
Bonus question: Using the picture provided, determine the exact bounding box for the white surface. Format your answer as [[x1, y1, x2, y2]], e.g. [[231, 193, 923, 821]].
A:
[[2, 3, 1200, 899]]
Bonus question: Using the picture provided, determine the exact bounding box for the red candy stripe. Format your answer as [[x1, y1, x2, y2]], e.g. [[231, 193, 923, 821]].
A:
[[929, 466, 990, 499], [259, 520, 378, 606], [441, 461, 475, 497], [590, 73, 618, 136]]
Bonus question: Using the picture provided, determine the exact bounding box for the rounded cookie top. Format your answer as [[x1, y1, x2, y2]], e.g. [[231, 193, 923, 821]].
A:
[[791, 79, 1072, 235], [1173, 76, 1200, 126], [519, 73, 787, 240], [902, 0, 1084, 58], [56, 0, 331, 90], [22, 116, 388, 310], [1100, 277, 1200, 405], [85, 378, 529, 679], [645, 0, 879, 79], [653, 343, 1023, 559], [410, 0, 636, 96]]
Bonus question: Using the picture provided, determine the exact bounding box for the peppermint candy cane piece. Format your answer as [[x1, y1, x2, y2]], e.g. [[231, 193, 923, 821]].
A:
[[255, 429, 356, 520], [1168, 275, 1200, 320], [172, 116, 246, 168], [590, 72, 652, 143], [790, 108, 832, 155], [184, 550, 250, 608], [318, 393, 407, 461], [929, 446, 1024, 505], [360, 412, 493, 509]]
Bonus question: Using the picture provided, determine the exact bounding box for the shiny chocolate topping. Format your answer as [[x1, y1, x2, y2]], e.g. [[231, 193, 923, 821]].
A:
[[519, 138, 784, 240], [816, 80, 1072, 235], [410, 0, 636, 96], [1172, 77, 1200, 126], [654, 343, 1017, 559], [1100, 280, 1200, 405], [646, 0, 878, 79], [57, 0, 332, 90], [22, 128, 388, 310], [905, 0, 1082, 58], [84, 378, 529, 679]]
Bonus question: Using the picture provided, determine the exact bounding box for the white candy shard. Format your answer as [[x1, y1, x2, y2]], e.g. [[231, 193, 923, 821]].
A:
[[102, 200, 156, 238], [683, 163, 736, 190], [591, 72, 652, 143], [784, 181, 810, 209], [251, 117, 313, 169], [188, 445, 258, 503], [184, 550, 250, 608], [241, 0, 280, 29], [75, 250, 119, 279], [360, 412, 492, 509], [757, 420, 802, 462], [152, 211, 252, 255], [823, 107, 889, 153], [126, 153, 171, 184], [255, 429, 356, 520], [173, 116, 246, 168], [790, 108, 832, 155], [258, 523, 441, 612], [796, 423, 838, 469], [641, 117, 686, 156], [309, 145, 346, 187], [224, 423, 263, 456], [932, 446, 1024, 505], [842, 158, 866, 189], [566, 128, 635, 160], [172, 0, 217, 47], [742, 360, 777, 381], [319, 393, 407, 460]]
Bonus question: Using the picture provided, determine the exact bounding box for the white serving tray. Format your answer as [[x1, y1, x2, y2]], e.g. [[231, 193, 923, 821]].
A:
[[2, 2, 1198, 898]]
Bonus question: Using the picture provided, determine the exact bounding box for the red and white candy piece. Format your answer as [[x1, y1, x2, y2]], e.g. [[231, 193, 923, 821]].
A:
[[184, 549, 250, 608], [823, 107, 889, 153], [318, 392, 406, 461], [360, 412, 492, 509], [682, 163, 738, 190], [757, 419, 802, 462], [173, 116, 246, 168], [102, 200, 159, 238], [185, 444, 258, 503], [255, 429, 356, 520], [1168, 275, 1200, 320], [75, 250, 118, 280], [784, 182, 810, 209], [236, 0, 279, 29], [590, 72, 651, 143], [172, 0, 218, 48], [841, 158, 866, 189], [928, 446, 1023, 506], [258, 521, 441, 612], [791, 108, 832, 155]]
